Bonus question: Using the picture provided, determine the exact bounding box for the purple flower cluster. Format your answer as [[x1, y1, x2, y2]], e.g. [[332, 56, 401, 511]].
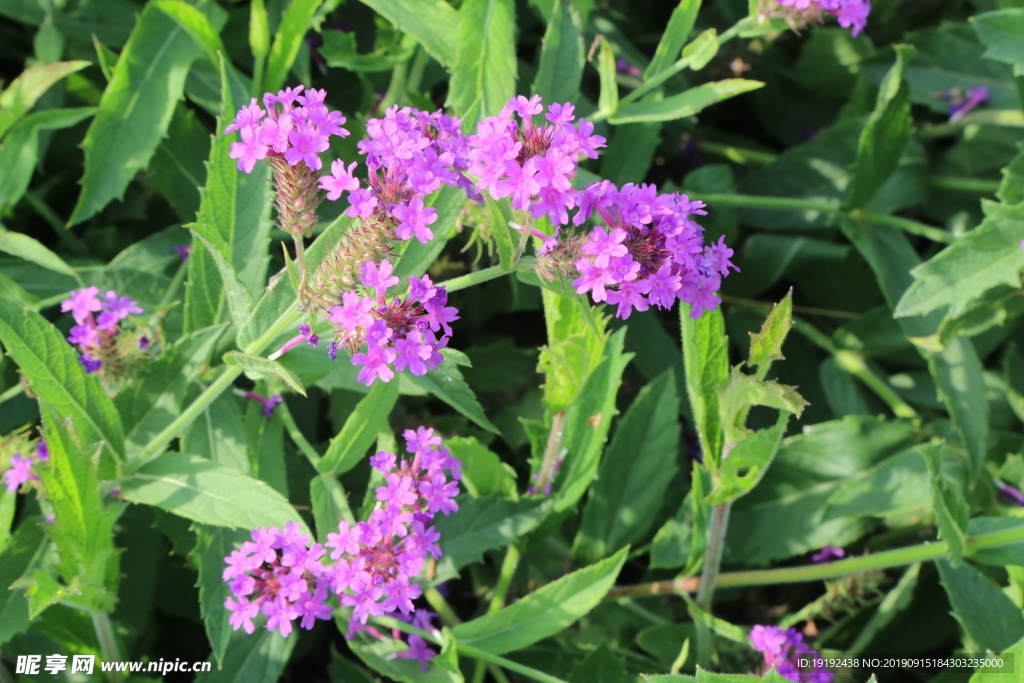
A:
[[320, 105, 472, 244], [468, 95, 605, 225], [61, 287, 144, 374], [347, 609, 439, 672], [939, 86, 989, 123], [811, 546, 845, 563], [568, 181, 737, 319], [223, 522, 333, 637], [227, 85, 349, 173], [2, 439, 48, 493], [749, 625, 833, 683], [327, 427, 461, 624], [326, 260, 458, 385], [223, 427, 461, 642], [774, 0, 870, 36]]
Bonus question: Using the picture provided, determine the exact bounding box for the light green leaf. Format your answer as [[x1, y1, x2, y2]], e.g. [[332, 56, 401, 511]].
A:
[[847, 45, 915, 209], [822, 447, 930, 520], [264, 0, 323, 93], [121, 453, 309, 534], [357, 0, 460, 67], [937, 558, 1024, 654], [193, 525, 251, 667], [971, 9, 1024, 72], [575, 370, 680, 562], [0, 223, 78, 278], [921, 442, 969, 563], [446, 437, 517, 499], [596, 37, 618, 116], [451, 546, 627, 654], [680, 304, 728, 470], [447, 0, 517, 120], [718, 367, 808, 444], [706, 412, 789, 507], [434, 497, 551, 579], [644, 0, 699, 80], [968, 638, 1024, 683], [69, 3, 202, 224], [0, 60, 89, 139], [928, 336, 988, 476], [195, 626, 296, 683], [318, 380, 399, 475], [609, 79, 763, 124], [156, 0, 227, 65], [747, 289, 793, 379], [223, 351, 306, 396], [0, 299, 125, 471], [0, 519, 46, 646], [311, 475, 354, 544], [531, 0, 585, 106], [182, 392, 249, 472], [409, 350, 500, 434], [249, 0, 270, 60]]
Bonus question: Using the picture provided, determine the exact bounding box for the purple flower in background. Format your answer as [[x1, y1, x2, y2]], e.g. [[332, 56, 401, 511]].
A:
[[749, 625, 833, 683], [101, 291, 143, 321], [174, 245, 193, 262], [772, 0, 871, 36], [80, 354, 103, 374], [243, 392, 284, 418], [62, 287, 146, 378], [615, 58, 642, 78], [997, 480, 1024, 506], [2, 437, 48, 493], [941, 86, 989, 123], [61, 286, 102, 324], [811, 546, 846, 563]]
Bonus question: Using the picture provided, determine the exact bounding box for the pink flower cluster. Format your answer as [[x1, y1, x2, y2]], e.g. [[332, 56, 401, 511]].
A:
[[326, 260, 458, 385], [227, 86, 350, 173], [774, 0, 870, 36], [3, 438, 48, 493], [320, 106, 473, 244], [223, 427, 461, 644], [468, 95, 605, 225], [348, 608, 439, 672], [223, 522, 333, 637], [61, 286, 144, 374], [570, 181, 737, 319], [327, 427, 461, 624], [749, 625, 833, 683]]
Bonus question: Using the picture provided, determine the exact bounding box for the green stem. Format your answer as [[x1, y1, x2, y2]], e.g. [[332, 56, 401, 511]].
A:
[[489, 542, 522, 614], [694, 501, 731, 667], [379, 59, 408, 112], [686, 193, 955, 244], [424, 586, 462, 626], [532, 411, 566, 498], [278, 401, 321, 468], [512, 216, 534, 264], [834, 350, 918, 418], [92, 612, 123, 683], [695, 140, 778, 165], [929, 176, 1000, 194], [0, 383, 24, 406], [146, 259, 189, 330], [29, 291, 71, 312], [437, 265, 508, 292], [605, 523, 1024, 599]]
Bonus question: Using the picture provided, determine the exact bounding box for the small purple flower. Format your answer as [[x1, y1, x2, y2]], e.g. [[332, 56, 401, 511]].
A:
[[61, 286, 102, 324], [749, 625, 833, 683], [391, 196, 438, 244], [811, 546, 846, 563], [101, 291, 143, 320], [359, 260, 400, 295], [243, 392, 284, 418], [174, 245, 192, 262], [138, 335, 150, 350], [997, 480, 1024, 506], [319, 159, 360, 200], [80, 354, 103, 373], [3, 454, 38, 492]]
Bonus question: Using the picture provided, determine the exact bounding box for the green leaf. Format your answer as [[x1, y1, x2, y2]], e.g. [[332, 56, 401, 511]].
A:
[[195, 626, 296, 683], [998, 142, 1024, 205], [554, 329, 632, 513], [680, 29, 719, 72], [0, 299, 125, 470], [224, 351, 306, 396], [595, 37, 618, 117], [451, 546, 627, 654], [537, 287, 609, 413], [531, 0, 584, 106], [609, 79, 763, 124], [120, 452, 309, 534], [651, 462, 710, 570], [408, 350, 500, 434], [318, 380, 398, 475], [357, 0, 460, 67], [575, 370, 680, 562], [264, 0, 323, 93], [968, 638, 1024, 683], [644, 0, 700, 80], [968, 517, 1024, 567], [311, 474, 354, 544], [936, 558, 1024, 654], [69, 3, 202, 224], [921, 443, 969, 563], [0, 518, 46, 647], [971, 10, 1024, 73], [0, 60, 89, 139], [718, 367, 807, 444], [148, 104, 210, 222], [446, 437, 517, 499], [846, 45, 915, 209], [747, 289, 793, 379], [680, 305, 728, 470], [706, 412, 789, 507], [0, 223, 78, 279], [895, 202, 1024, 321], [348, 627, 463, 683], [192, 525, 251, 667], [848, 563, 920, 653], [249, 0, 270, 60], [156, 0, 227, 65], [434, 497, 551, 579], [447, 0, 517, 119], [642, 677, 697, 683], [928, 337, 988, 477], [822, 447, 930, 520], [485, 195, 517, 272], [568, 644, 632, 683], [0, 108, 96, 214]]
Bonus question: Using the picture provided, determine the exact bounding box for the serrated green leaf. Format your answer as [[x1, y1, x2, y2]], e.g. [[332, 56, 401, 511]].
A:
[[0, 223, 78, 279], [575, 370, 680, 562], [718, 366, 808, 444], [434, 497, 551, 579], [121, 452, 308, 534], [921, 442, 969, 563], [409, 350, 500, 434], [596, 37, 618, 116], [971, 9, 1024, 73], [936, 558, 1024, 654], [451, 546, 627, 654], [357, 0, 460, 68], [264, 0, 323, 93], [224, 351, 306, 396], [680, 304, 728, 470], [0, 518, 47, 647], [706, 412, 789, 507], [0, 299, 125, 470], [609, 79, 763, 124], [348, 626, 463, 683], [568, 644, 632, 683], [644, 0, 699, 80], [156, 0, 227, 65], [532, 0, 584, 106], [318, 380, 398, 475], [193, 524, 251, 667], [747, 289, 793, 379], [447, 0, 517, 119], [0, 60, 89, 139], [69, 3, 202, 224], [847, 45, 915, 209], [194, 625, 296, 683], [928, 337, 988, 477]]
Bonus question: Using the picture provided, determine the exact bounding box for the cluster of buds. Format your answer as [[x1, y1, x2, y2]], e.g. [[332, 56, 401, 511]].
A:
[[223, 427, 460, 643], [61, 287, 147, 377], [749, 625, 833, 683], [1, 431, 47, 493], [760, 0, 871, 36]]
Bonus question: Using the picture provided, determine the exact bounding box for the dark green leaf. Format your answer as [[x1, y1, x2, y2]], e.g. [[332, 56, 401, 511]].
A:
[[193, 525, 251, 666], [194, 626, 296, 683], [921, 443, 970, 563], [0, 518, 46, 646], [357, 0, 460, 67], [532, 0, 584, 106], [936, 558, 1024, 654], [971, 10, 1024, 72], [644, 0, 699, 80], [318, 380, 398, 475], [264, 0, 322, 93], [311, 474, 354, 544], [447, 0, 517, 119], [409, 350, 500, 434], [568, 644, 632, 683], [823, 447, 930, 520], [706, 412, 789, 507], [928, 337, 988, 477], [609, 80, 763, 124]]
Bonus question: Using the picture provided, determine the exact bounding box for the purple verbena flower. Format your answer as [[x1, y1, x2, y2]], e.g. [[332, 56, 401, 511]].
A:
[[243, 392, 284, 418], [772, 0, 870, 36], [749, 625, 833, 683], [811, 546, 846, 563]]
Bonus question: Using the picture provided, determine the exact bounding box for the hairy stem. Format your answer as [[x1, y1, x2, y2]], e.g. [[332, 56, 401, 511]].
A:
[[278, 401, 321, 468], [92, 612, 123, 683], [437, 265, 508, 292], [532, 411, 566, 496], [694, 501, 732, 667]]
